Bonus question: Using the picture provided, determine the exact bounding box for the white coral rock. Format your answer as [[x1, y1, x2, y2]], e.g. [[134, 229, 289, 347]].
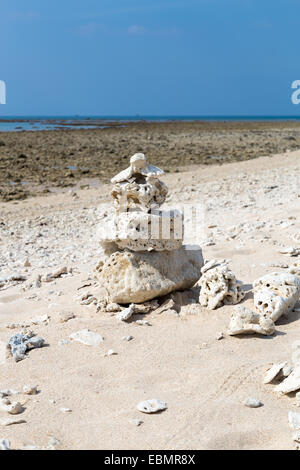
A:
[[243, 398, 263, 408], [228, 305, 275, 336], [112, 176, 168, 213], [69, 330, 104, 347], [288, 411, 300, 430], [0, 399, 23, 415], [199, 261, 245, 310], [96, 245, 203, 304], [274, 367, 300, 394], [116, 304, 136, 322], [111, 153, 164, 184], [289, 261, 300, 277], [264, 362, 287, 384], [253, 272, 300, 322], [137, 399, 167, 414], [98, 210, 183, 252]]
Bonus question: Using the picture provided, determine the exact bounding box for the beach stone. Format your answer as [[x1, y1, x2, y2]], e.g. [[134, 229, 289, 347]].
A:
[[0, 400, 23, 415], [253, 272, 300, 322], [228, 305, 275, 336], [282, 363, 294, 378], [275, 367, 300, 394], [7, 332, 45, 362], [0, 439, 11, 450], [136, 320, 151, 326], [60, 408, 72, 413], [289, 411, 300, 430], [122, 336, 133, 342], [58, 311, 75, 323], [69, 329, 104, 347], [264, 362, 287, 384], [23, 385, 38, 395], [42, 266, 68, 282], [243, 398, 263, 408], [95, 245, 203, 304], [111, 153, 164, 184], [199, 261, 245, 310], [98, 210, 183, 252], [154, 299, 176, 315], [279, 246, 300, 257], [111, 154, 167, 213], [116, 304, 135, 322], [289, 261, 300, 277], [105, 303, 122, 313], [137, 399, 167, 414], [104, 349, 117, 357], [134, 300, 159, 313]]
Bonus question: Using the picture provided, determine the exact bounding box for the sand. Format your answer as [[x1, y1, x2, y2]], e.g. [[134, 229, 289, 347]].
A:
[[0, 148, 299, 450]]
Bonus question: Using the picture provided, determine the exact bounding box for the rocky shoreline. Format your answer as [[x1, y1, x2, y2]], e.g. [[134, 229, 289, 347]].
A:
[[1, 120, 300, 202]]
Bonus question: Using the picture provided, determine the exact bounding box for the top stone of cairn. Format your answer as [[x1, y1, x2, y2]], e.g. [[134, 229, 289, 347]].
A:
[[111, 153, 168, 213], [111, 153, 164, 183]]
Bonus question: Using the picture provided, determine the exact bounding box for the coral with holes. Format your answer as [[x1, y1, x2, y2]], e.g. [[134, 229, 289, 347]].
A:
[[98, 153, 184, 254], [289, 261, 300, 278], [253, 272, 300, 322], [112, 176, 168, 213], [228, 305, 275, 336], [111, 153, 167, 213], [199, 260, 245, 310], [98, 210, 183, 252], [95, 153, 203, 303], [95, 246, 204, 304]]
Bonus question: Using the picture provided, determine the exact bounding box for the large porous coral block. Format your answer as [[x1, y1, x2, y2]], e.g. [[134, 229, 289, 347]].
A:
[[95, 245, 204, 304], [199, 260, 245, 310], [253, 272, 300, 322]]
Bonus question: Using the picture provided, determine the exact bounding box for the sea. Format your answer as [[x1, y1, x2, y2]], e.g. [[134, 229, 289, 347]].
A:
[[0, 115, 300, 132]]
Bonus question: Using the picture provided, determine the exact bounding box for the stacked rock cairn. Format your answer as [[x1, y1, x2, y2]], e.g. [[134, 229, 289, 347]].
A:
[[95, 153, 204, 304]]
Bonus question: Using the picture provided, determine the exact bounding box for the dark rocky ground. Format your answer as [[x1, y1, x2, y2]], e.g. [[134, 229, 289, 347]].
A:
[[1, 120, 300, 201]]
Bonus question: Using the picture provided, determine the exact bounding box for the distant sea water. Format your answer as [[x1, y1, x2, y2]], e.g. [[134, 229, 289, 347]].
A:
[[0, 115, 300, 132]]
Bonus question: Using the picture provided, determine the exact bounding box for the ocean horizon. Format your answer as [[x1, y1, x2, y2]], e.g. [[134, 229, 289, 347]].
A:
[[1, 115, 300, 132]]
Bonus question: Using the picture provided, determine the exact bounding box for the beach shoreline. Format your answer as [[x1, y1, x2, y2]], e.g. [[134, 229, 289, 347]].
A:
[[1, 120, 300, 202]]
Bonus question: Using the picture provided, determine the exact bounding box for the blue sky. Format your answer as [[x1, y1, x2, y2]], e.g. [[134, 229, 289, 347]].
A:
[[0, 0, 300, 116]]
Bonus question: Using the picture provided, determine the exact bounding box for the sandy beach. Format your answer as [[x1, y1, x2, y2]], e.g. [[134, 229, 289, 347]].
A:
[[0, 141, 299, 450]]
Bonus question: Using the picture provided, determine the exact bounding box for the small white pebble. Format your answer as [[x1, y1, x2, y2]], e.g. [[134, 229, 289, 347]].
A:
[[104, 349, 118, 357], [23, 385, 38, 395], [122, 336, 133, 342], [60, 408, 72, 413], [0, 439, 11, 450], [136, 320, 151, 326], [243, 398, 263, 408]]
